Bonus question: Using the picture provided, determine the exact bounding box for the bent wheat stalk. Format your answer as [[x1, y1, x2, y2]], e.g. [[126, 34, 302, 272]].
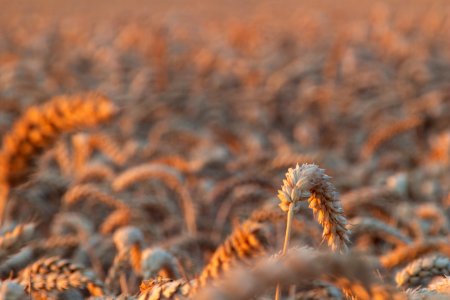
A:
[[275, 163, 350, 300]]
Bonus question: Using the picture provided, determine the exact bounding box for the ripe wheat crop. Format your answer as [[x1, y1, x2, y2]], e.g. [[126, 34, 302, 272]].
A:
[[0, 1, 449, 299]]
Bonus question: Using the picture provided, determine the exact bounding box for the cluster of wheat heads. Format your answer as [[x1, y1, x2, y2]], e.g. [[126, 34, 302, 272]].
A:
[[0, 2, 449, 300]]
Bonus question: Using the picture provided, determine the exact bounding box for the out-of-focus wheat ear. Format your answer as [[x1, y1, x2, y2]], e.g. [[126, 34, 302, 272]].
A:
[[140, 247, 181, 280], [348, 217, 412, 246], [360, 116, 423, 160], [31, 235, 80, 256], [415, 203, 450, 235], [51, 212, 94, 239], [0, 93, 118, 223], [0, 280, 27, 299], [189, 220, 270, 296], [75, 163, 115, 184], [380, 238, 450, 270], [395, 255, 450, 288], [113, 163, 197, 234], [194, 247, 401, 300], [278, 163, 350, 252], [0, 222, 35, 264], [100, 208, 133, 235], [18, 256, 104, 296], [63, 184, 126, 210]]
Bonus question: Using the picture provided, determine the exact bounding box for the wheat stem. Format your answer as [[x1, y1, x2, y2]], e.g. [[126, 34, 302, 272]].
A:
[[275, 202, 295, 300]]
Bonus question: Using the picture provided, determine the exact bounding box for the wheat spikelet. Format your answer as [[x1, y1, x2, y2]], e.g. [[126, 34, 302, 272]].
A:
[[140, 247, 180, 280], [0, 93, 118, 222], [0, 222, 35, 264], [278, 163, 350, 252], [18, 256, 104, 296], [63, 184, 126, 210], [139, 277, 190, 300], [189, 220, 270, 295], [349, 217, 412, 246], [269, 152, 320, 171], [361, 116, 423, 159], [113, 164, 197, 234], [395, 255, 450, 288]]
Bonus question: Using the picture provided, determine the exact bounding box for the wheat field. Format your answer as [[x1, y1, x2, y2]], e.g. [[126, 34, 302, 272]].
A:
[[0, 1, 449, 299]]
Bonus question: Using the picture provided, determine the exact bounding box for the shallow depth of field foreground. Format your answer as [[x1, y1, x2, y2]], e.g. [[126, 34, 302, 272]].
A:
[[0, 1, 449, 299]]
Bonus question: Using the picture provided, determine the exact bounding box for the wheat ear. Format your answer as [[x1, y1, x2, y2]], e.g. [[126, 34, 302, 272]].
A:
[[18, 256, 104, 296], [189, 220, 270, 296], [277, 163, 350, 252], [380, 238, 450, 270], [63, 183, 126, 210], [349, 217, 412, 246], [0, 93, 118, 222], [395, 255, 450, 288], [113, 163, 197, 234], [275, 163, 349, 299]]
